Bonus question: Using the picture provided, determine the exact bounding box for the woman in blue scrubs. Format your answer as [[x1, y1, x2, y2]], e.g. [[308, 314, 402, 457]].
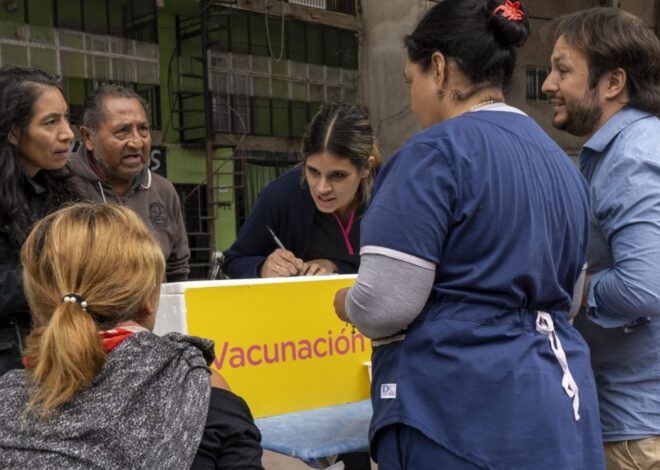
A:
[[334, 0, 605, 468]]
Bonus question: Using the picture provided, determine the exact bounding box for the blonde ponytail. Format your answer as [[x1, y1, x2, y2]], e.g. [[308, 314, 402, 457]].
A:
[[21, 203, 165, 416], [24, 303, 104, 414]]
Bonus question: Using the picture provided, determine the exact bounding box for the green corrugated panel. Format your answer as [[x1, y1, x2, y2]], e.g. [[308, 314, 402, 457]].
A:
[[290, 101, 308, 137], [27, 0, 53, 27], [271, 98, 289, 137], [30, 47, 57, 75], [1, 43, 28, 67], [252, 96, 271, 136]]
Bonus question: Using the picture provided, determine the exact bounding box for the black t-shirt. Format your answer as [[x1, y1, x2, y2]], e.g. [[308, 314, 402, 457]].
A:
[[304, 209, 360, 273], [191, 387, 264, 469]]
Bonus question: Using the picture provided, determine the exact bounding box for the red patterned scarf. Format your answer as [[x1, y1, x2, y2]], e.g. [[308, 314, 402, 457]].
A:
[[99, 321, 149, 353], [23, 321, 149, 367]]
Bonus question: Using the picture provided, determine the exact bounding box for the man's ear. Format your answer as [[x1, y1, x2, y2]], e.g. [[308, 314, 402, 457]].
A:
[[7, 128, 19, 146], [602, 67, 628, 102], [79, 126, 95, 151]]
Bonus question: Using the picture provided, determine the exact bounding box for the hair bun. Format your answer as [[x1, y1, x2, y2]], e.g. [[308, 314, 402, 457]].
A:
[[485, 0, 529, 48]]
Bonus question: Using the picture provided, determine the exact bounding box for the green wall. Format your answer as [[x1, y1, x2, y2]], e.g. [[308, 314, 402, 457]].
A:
[[165, 145, 237, 252]]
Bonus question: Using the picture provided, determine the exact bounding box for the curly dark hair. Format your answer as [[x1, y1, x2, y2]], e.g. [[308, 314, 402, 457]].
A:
[[0, 66, 76, 247]]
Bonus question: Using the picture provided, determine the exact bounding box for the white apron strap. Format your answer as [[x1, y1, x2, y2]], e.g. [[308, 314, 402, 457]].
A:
[[536, 311, 580, 421]]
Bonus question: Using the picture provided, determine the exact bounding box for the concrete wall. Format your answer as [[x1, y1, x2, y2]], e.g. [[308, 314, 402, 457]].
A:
[[360, 0, 430, 157]]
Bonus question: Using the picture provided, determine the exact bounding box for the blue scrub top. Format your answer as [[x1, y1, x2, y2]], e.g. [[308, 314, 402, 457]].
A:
[[361, 109, 605, 469]]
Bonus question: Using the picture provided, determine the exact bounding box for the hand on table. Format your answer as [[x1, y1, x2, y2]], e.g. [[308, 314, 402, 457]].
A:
[[302, 258, 338, 276], [260, 249, 304, 278]]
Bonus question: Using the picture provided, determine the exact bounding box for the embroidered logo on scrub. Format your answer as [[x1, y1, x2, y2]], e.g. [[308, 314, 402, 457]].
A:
[[381, 383, 397, 399]]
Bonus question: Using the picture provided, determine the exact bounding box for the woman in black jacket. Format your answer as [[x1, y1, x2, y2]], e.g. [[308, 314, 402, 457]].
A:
[[222, 103, 381, 279], [0, 66, 76, 376]]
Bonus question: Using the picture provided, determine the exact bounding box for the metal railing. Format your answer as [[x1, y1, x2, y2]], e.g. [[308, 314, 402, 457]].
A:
[[286, 0, 357, 15]]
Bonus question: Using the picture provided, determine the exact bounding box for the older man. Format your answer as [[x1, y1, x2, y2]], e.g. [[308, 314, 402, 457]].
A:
[[543, 8, 660, 469], [69, 85, 190, 282]]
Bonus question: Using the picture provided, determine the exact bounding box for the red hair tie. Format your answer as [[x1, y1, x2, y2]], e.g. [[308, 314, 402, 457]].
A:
[[493, 0, 524, 22]]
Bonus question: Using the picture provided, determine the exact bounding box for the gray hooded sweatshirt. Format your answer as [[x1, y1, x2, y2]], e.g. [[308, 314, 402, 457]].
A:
[[68, 150, 190, 282], [0, 332, 213, 469]]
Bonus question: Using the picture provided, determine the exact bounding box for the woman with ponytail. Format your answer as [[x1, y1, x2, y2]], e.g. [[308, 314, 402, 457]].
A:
[[0, 66, 76, 376], [333, 1, 604, 468], [0, 203, 263, 469]]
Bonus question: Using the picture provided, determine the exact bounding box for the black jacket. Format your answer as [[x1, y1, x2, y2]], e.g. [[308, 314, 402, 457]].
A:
[[221, 167, 359, 279], [0, 173, 49, 375], [0, 173, 74, 376]]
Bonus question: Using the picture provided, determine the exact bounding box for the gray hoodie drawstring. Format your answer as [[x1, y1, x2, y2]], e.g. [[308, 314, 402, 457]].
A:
[[140, 170, 152, 189], [96, 181, 108, 204]]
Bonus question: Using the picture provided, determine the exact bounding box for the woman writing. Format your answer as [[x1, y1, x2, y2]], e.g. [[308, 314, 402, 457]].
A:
[[0, 67, 76, 376], [0, 203, 263, 469], [222, 103, 380, 279], [334, 1, 604, 468]]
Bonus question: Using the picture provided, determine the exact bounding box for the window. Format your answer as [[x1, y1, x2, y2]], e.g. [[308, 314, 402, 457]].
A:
[[26, 0, 53, 27], [209, 51, 358, 137], [327, 0, 357, 15], [212, 11, 358, 69], [286, 20, 306, 62], [18, 0, 156, 42], [84, 0, 108, 35], [236, 152, 299, 228], [526, 66, 549, 102], [56, 0, 82, 31]]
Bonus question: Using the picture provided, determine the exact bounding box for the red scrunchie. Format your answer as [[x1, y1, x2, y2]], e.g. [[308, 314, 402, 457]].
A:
[[493, 0, 524, 22]]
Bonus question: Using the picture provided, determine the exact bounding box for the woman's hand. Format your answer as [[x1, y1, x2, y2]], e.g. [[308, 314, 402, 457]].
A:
[[334, 287, 350, 322], [259, 249, 304, 278], [302, 258, 338, 276]]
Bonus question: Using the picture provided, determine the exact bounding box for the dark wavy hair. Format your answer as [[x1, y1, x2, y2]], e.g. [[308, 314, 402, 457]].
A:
[[404, 0, 529, 97], [551, 7, 660, 116], [302, 103, 381, 208], [0, 66, 75, 248]]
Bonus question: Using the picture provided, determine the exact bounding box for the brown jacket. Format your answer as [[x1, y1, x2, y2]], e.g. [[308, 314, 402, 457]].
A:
[[68, 151, 190, 282]]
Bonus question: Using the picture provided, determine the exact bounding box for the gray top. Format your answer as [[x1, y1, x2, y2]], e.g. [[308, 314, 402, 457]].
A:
[[0, 332, 213, 469], [346, 252, 434, 339]]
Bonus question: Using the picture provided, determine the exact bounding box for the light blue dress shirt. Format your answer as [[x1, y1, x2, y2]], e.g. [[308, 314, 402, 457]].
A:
[[576, 107, 660, 441]]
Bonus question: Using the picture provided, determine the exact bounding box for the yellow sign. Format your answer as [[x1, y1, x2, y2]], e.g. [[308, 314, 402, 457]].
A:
[[185, 276, 371, 418]]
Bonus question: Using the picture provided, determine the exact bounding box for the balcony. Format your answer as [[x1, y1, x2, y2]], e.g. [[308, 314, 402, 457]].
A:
[[287, 0, 357, 15]]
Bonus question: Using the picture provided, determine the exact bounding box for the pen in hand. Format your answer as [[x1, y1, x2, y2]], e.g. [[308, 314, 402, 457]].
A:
[[266, 226, 303, 276], [267, 226, 287, 251]]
